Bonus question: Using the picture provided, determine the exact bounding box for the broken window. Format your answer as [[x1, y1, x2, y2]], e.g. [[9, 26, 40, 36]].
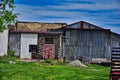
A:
[[45, 38, 53, 44], [29, 45, 37, 52]]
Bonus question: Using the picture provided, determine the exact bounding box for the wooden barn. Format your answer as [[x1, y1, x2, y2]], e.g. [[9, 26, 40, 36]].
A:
[[8, 21, 120, 63], [60, 21, 120, 63]]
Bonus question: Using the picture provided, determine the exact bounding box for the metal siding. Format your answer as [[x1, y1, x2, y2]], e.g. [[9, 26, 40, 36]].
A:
[[66, 22, 101, 29], [0, 30, 8, 56], [83, 23, 99, 29], [66, 23, 80, 28], [111, 33, 120, 47], [83, 23, 89, 29], [9, 33, 20, 56], [20, 34, 38, 59], [64, 30, 110, 62]]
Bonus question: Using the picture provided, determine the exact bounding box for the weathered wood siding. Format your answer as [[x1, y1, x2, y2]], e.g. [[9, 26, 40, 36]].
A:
[[20, 34, 38, 59], [66, 21, 102, 29], [64, 29, 110, 62], [9, 33, 20, 56], [111, 33, 120, 47], [0, 30, 8, 56]]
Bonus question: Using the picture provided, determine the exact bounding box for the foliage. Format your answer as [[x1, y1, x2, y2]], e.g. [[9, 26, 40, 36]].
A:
[[0, 0, 17, 32], [42, 59, 66, 65], [0, 50, 18, 63], [43, 58, 54, 64], [7, 49, 15, 57], [0, 62, 110, 80]]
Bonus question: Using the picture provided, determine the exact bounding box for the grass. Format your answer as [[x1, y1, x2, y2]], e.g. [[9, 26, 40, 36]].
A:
[[0, 62, 110, 80]]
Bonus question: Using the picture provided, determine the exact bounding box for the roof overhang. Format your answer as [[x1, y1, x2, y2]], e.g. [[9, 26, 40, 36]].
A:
[[9, 30, 63, 35]]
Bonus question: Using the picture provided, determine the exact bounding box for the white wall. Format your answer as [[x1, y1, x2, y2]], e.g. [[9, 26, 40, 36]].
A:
[[0, 30, 8, 56], [20, 34, 38, 59]]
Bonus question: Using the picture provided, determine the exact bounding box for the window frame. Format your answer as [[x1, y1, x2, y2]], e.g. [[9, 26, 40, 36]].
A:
[[29, 45, 38, 52], [45, 37, 53, 44]]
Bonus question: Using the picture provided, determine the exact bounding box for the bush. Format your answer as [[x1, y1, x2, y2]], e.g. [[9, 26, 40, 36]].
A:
[[0, 50, 18, 63], [42, 59, 66, 65], [7, 50, 15, 57], [44, 58, 54, 64]]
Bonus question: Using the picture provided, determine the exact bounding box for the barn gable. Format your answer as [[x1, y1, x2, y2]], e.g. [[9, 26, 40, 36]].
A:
[[65, 21, 103, 29]]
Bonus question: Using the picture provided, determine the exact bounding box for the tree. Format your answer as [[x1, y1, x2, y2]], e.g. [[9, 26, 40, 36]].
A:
[[0, 0, 17, 32]]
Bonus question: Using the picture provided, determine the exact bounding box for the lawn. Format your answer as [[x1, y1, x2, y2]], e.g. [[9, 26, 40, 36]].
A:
[[0, 62, 110, 80]]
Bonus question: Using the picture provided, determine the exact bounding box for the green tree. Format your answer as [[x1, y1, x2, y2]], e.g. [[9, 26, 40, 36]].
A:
[[0, 0, 17, 32]]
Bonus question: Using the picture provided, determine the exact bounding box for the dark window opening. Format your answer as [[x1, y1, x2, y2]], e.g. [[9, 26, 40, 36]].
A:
[[29, 45, 37, 52], [45, 38, 53, 44]]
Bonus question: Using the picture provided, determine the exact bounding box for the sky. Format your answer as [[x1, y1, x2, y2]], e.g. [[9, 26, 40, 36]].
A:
[[14, 0, 120, 34]]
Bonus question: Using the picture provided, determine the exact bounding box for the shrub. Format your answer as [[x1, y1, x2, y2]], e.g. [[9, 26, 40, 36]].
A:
[[44, 58, 54, 64], [7, 50, 15, 57], [0, 50, 18, 63]]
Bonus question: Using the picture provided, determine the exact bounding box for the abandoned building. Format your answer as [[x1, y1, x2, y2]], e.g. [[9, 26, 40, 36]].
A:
[[8, 21, 67, 60], [7, 21, 120, 63], [61, 21, 120, 63]]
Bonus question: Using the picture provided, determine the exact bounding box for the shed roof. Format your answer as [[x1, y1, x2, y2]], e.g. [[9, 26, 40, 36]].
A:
[[16, 21, 67, 31]]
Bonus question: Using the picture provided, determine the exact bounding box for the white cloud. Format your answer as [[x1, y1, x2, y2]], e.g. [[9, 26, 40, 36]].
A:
[[14, 1, 120, 34], [48, 1, 120, 11], [15, 4, 84, 19]]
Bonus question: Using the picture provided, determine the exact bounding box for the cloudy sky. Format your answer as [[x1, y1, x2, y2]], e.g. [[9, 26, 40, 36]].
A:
[[14, 0, 120, 34]]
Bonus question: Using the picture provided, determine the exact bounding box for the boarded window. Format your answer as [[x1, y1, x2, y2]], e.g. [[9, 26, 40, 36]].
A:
[[29, 45, 37, 52], [45, 38, 53, 44]]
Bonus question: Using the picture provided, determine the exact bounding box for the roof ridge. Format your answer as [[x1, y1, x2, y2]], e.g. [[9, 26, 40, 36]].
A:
[[17, 21, 67, 24]]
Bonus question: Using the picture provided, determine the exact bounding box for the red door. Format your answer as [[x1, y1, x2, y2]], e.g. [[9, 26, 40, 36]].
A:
[[43, 44, 55, 59]]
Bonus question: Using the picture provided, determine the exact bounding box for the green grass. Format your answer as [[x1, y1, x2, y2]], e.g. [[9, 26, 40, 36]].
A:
[[0, 62, 110, 80]]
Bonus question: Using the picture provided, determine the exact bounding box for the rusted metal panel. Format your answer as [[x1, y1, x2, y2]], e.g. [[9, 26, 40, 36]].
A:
[[0, 30, 8, 56], [64, 29, 110, 62], [80, 22, 83, 29], [9, 33, 20, 56]]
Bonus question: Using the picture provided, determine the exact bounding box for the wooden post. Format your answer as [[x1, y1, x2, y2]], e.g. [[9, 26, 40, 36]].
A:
[[59, 34, 62, 60]]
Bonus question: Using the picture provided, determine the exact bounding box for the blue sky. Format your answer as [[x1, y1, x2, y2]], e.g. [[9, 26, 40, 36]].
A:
[[14, 0, 120, 34]]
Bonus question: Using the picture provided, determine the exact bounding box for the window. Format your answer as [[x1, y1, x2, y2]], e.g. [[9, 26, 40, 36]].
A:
[[45, 38, 53, 44], [29, 45, 37, 52]]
